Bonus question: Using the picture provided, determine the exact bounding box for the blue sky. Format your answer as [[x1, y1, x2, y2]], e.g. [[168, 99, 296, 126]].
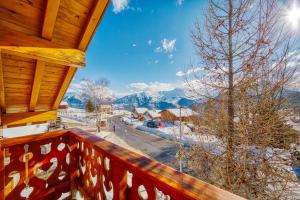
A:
[[73, 0, 207, 95]]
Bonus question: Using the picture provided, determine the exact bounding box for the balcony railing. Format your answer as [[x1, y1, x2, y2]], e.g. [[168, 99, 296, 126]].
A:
[[0, 128, 244, 200]]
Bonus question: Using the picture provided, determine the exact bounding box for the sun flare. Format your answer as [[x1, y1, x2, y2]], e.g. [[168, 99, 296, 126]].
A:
[[287, 2, 300, 29]]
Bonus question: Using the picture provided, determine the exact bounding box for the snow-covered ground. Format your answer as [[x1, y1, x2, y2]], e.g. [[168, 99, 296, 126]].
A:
[[3, 123, 49, 138], [122, 113, 300, 188], [287, 118, 300, 132], [59, 107, 112, 126]]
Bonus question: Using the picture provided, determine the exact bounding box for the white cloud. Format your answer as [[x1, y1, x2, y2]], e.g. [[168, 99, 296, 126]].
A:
[[176, 71, 185, 77], [162, 38, 176, 53], [112, 0, 129, 13], [154, 46, 162, 53], [128, 82, 148, 91], [148, 40, 152, 45], [154, 38, 176, 54], [168, 54, 173, 59], [176, 0, 184, 5], [128, 82, 175, 96], [176, 67, 203, 77]]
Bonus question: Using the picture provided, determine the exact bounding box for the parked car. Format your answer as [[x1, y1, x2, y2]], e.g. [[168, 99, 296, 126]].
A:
[[143, 120, 158, 128], [153, 120, 166, 127]]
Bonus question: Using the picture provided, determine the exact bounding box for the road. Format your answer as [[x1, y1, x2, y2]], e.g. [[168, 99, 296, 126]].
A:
[[108, 116, 180, 169]]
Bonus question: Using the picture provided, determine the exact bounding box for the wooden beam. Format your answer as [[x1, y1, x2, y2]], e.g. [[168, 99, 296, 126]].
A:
[[27, 1, 60, 112], [1, 111, 57, 126], [42, 0, 61, 40], [78, 0, 109, 51], [0, 51, 5, 113], [0, 46, 85, 68], [52, 0, 109, 109], [52, 67, 77, 109], [29, 61, 45, 111]]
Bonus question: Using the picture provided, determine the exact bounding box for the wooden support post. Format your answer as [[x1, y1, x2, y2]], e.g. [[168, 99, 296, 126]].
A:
[[0, 51, 5, 113], [52, 67, 77, 110], [29, 61, 45, 111]]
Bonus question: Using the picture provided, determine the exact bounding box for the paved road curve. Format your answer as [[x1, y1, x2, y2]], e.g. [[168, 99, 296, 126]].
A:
[[108, 116, 180, 169]]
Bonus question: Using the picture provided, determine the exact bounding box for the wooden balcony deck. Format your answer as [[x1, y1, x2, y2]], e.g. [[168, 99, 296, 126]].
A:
[[0, 128, 244, 200]]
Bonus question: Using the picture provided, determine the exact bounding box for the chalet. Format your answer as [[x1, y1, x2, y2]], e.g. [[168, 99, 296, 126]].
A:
[[99, 104, 113, 115], [132, 107, 148, 119], [144, 110, 161, 121], [0, 1, 243, 200], [59, 101, 68, 110], [160, 108, 195, 123]]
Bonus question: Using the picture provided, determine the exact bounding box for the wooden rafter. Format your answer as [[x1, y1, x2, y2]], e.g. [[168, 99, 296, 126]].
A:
[[78, 0, 109, 51], [52, 67, 77, 109], [1, 110, 57, 126], [0, 46, 85, 68], [28, 0, 61, 112], [42, 0, 61, 40], [0, 50, 5, 113], [29, 61, 45, 111], [52, 0, 109, 109]]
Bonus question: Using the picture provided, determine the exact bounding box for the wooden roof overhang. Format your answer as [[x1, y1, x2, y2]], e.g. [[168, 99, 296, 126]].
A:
[[0, 0, 109, 127]]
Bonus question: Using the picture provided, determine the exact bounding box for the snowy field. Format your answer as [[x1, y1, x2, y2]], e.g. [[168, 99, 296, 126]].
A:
[[3, 124, 49, 138]]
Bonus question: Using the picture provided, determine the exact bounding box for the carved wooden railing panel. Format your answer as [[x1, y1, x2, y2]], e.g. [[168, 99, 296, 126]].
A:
[[1, 130, 72, 200], [69, 128, 245, 200], [1, 128, 245, 200]]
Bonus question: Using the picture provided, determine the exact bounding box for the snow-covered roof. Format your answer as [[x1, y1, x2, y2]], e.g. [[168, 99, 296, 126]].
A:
[[134, 107, 148, 114], [60, 101, 68, 106], [163, 108, 195, 117], [145, 110, 161, 118]]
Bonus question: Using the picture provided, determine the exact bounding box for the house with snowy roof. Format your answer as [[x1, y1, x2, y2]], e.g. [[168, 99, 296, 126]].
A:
[[132, 107, 149, 120], [144, 110, 161, 121], [160, 108, 196, 123]]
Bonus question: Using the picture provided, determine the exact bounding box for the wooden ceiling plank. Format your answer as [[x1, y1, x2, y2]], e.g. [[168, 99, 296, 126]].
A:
[[0, 28, 63, 48], [42, 0, 61, 40], [29, 61, 45, 111], [0, 51, 5, 113], [78, 0, 109, 51], [1, 110, 57, 126], [52, 67, 77, 109], [0, 46, 85, 68]]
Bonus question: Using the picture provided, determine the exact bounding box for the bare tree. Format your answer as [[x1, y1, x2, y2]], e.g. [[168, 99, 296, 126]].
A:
[[79, 78, 111, 132], [185, 0, 300, 198]]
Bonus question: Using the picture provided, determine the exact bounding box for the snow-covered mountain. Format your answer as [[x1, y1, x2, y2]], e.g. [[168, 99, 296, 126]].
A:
[[113, 88, 197, 110], [63, 93, 85, 109]]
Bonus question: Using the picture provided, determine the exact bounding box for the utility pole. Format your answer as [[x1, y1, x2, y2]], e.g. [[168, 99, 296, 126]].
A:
[[179, 106, 182, 172]]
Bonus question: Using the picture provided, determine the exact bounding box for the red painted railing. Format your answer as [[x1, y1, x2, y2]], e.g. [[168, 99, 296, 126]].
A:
[[0, 128, 244, 200]]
